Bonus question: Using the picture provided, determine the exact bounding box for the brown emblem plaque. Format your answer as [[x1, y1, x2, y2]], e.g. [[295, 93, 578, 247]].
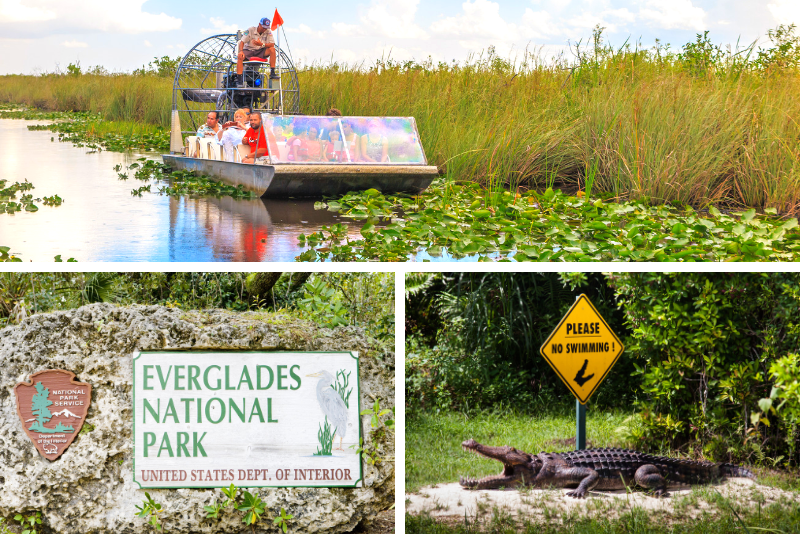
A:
[[14, 370, 92, 460]]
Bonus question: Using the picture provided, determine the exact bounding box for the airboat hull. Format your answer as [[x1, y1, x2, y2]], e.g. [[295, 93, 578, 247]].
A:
[[162, 155, 438, 198]]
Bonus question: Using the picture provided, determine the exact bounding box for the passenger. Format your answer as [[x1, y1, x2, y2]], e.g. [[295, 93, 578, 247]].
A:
[[324, 129, 343, 162], [360, 118, 389, 163], [272, 120, 287, 141], [196, 111, 221, 138], [319, 108, 342, 140], [386, 119, 424, 163], [217, 109, 249, 162], [340, 120, 360, 162], [304, 126, 324, 162], [286, 125, 308, 162], [236, 17, 280, 86], [241, 112, 279, 164]]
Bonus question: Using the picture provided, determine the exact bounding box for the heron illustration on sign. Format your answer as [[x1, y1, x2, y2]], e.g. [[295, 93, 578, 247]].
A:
[[307, 371, 348, 451]]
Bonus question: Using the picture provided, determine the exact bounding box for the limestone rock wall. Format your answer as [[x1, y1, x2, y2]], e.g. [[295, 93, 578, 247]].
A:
[[0, 304, 395, 533]]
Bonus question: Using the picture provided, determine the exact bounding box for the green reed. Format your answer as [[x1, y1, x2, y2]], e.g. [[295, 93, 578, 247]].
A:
[[1, 30, 798, 213]]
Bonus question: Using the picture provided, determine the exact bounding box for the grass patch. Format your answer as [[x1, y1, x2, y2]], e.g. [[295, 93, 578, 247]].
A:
[[406, 408, 631, 492], [406, 500, 800, 533]]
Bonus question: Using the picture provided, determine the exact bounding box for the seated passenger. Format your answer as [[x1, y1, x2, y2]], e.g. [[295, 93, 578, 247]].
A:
[[196, 111, 221, 139], [386, 119, 424, 163], [304, 126, 324, 162], [241, 112, 279, 164], [324, 129, 343, 162], [218, 109, 249, 161], [340, 121, 360, 162], [286, 126, 308, 162], [360, 118, 389, 162], [272, 121, 287, 141], [319, 108, 342, 140], [236, 17, 279, 86]]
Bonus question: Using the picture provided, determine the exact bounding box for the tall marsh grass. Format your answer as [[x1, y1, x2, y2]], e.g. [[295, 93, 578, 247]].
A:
[[0, 73, 172, 125], [1, 27, 799, 212]]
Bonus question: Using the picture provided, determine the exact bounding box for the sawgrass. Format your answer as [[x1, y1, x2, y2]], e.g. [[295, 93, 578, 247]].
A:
[[0, 40, 799, 213], [406, 408, 631, 493], [301, 56, 800, 214], [0, 74, 172, 125]]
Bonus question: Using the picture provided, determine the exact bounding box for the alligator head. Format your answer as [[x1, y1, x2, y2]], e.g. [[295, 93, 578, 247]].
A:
[[459, 438, 539, 490]]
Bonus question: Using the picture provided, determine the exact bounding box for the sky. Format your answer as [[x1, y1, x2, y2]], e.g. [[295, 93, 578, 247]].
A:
[[0, 0, 798, 74]]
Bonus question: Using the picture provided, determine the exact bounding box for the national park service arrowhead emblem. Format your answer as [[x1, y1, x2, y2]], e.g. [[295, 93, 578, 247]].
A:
[[14, 370, 92, 461]]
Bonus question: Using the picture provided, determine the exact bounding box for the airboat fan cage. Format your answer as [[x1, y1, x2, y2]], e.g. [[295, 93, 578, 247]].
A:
[[172, 33, 300, 135]]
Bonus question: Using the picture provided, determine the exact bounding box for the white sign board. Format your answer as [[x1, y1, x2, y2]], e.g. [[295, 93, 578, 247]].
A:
[[133, 351, 362, 489]]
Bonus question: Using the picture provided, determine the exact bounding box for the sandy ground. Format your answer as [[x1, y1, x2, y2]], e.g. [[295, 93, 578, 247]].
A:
[[407, 479, 800, 525]]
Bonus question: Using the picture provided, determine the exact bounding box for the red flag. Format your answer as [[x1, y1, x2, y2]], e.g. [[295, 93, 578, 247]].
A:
[[271, 9, 284, 31]]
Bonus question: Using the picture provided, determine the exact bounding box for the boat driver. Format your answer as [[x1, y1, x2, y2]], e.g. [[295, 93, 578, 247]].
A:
[[236, 17, 280, 87]]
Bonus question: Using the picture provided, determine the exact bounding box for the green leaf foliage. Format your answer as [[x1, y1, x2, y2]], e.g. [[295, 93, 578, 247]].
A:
[[609, 272, 800, 463], [299, 183, 800, 262]]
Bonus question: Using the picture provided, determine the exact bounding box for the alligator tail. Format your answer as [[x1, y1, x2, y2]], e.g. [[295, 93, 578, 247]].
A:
[[721, 463, 756, 480]]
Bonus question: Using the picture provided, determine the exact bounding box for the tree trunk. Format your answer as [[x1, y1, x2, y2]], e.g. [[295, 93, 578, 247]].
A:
[[289, 272, 313, 291], [245, 272, 283, 298]]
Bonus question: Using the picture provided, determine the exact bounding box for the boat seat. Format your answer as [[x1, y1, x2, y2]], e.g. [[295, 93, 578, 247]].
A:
[[235, 143, 251, 162], [197, 137, 219, 159], [185, 136, 198, 157]]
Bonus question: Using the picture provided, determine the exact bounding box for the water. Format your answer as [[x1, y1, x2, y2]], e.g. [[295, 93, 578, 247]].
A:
[[0, 120, 367, 262]]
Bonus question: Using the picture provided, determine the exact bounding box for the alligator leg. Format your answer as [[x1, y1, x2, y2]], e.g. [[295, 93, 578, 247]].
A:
[[634, 464, 670, 497], [563, 467, 600, 498]]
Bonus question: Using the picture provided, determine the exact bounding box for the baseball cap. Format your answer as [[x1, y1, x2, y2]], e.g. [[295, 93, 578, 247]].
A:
[[259, 17, 270, 27]]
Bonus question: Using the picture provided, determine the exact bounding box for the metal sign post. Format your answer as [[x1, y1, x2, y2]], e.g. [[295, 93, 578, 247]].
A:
[[576, 400, 586, 450]]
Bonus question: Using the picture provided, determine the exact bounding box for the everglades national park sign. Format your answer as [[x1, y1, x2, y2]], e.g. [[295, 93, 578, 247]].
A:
[[539, 294, 624, 404], [14, 369, 92, 461], [133, 351, 362, 489]]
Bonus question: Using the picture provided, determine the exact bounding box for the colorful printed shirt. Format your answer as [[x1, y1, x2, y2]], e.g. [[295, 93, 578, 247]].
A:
[[197, 124, 220, 138]]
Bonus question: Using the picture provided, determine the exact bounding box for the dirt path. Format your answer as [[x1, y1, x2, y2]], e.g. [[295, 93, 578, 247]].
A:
[[407, 479, 800, 525]]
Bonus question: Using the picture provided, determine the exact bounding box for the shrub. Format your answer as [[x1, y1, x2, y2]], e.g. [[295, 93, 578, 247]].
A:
[[608, 272, 800, 464]]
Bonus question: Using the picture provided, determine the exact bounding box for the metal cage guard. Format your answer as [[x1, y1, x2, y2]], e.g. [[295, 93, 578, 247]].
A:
[[172, 33, 300, 136]]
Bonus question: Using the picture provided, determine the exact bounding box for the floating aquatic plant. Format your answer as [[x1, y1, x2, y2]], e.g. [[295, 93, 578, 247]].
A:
[[114, 159, 258, 200], [0, 179, 62, 214], [297, 183, 800, 262]]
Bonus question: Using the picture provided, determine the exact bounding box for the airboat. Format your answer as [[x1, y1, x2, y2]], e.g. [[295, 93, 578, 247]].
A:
[[164, 30, 438, 198]]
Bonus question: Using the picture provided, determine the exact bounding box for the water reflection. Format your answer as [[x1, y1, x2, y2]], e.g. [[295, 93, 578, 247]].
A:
[[0, 120, 364, 262]]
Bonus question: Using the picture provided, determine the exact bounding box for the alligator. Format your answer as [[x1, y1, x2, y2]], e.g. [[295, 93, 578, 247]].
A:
[[459, 439, 756, 498]]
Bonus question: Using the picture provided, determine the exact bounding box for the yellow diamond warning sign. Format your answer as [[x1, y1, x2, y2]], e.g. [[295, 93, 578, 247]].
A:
[[540, 294, 624, 404]]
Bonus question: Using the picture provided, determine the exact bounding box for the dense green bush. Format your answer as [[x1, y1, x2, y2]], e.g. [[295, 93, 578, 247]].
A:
[[0, 272, 393, 342], [606, 273, 800, 463]]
